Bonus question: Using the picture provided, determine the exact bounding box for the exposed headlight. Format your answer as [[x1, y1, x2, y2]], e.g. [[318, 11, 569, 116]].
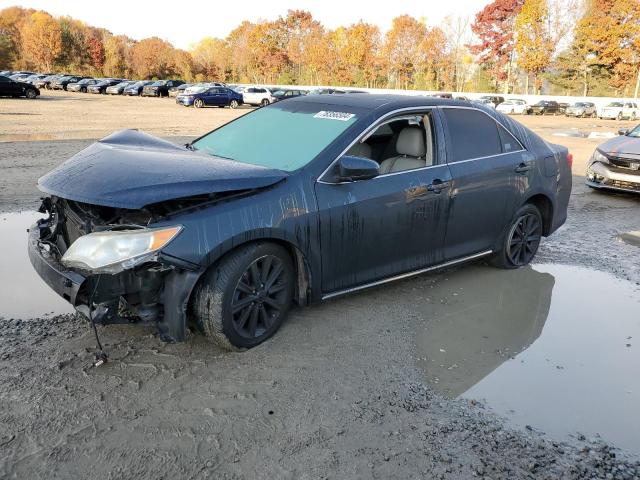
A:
[[61, 226, 182, 274], [590, 149, 609, 164]]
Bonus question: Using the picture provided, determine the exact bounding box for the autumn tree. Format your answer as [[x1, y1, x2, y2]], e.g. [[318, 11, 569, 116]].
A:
[[281, 10, 322, 83], [383, 15, 428, 89], [514, 0, 553, 93], [87, 30, 105, 73], [103, 35, 132, 78], [191, 37, 229, 80], [340, 21, 381, 87], [227, 21, 255, 82], [131, 37, 176, 78], [0, 7, 32, 69], [442, 15, 474, 92], [20, 11, 62, 71], [469, 0, 524, 93], [247, 20, 288, 83]]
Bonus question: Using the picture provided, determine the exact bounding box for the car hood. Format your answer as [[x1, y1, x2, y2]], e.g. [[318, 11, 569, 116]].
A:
[[38, 129, 289, 209], [598, 135, 640, 158]]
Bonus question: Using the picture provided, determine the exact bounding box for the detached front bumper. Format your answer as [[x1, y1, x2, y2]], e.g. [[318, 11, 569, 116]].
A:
[[27, 225, 201, 342], [586, 162, 640, 193]]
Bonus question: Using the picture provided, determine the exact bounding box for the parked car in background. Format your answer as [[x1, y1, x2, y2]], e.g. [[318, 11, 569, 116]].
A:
[[24, 73, 51, 85], [169, 83, 192, 97], [51, 75, 90, 91], [565, 102, 597, 118], [308, 88, 352, 95], [496, 99, 530, 115], [598, 101, 639, 120], [34, 74, 65, 90], [474, 98, 497, 108], [242, 86, 276, 106], [622, 102, 640, 121], [530, 100, 560, 115], [28, 94, 572, 350], [105, 81, 135, 95], [477, 95, 505, 107], [271, 89, 307, 102], [586, 123, 640, 193], [558, 103, 570, 115], [67, 78, 97, 93], [123, 80, 153, 96], [431, 92, 453, 99], [87, 79, 123, 94], [0, 74, 40, 99], [176, 86, 243, 108], [454, 95, 470, 101], [141, 79, 184, 97]]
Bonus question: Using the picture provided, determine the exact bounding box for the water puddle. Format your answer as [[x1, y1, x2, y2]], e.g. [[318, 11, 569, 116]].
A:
[[413, 263, 640, 456], [0, 211, 74, 319]]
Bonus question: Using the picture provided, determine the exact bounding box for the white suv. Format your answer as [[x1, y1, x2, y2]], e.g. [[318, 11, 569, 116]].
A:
[[599, 101, 639, 120], [242, 87, 275, 107]]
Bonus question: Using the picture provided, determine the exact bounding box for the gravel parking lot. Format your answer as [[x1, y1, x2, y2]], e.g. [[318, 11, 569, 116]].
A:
[[1, 91, 640, 479]]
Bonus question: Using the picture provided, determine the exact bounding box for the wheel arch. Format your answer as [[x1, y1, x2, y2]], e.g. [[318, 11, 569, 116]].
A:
[[523, 193, 554, 236], [196, 237, 313, 306]]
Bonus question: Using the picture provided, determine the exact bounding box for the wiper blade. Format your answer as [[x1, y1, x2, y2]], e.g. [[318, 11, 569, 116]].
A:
[[184, 142, 195, 151]]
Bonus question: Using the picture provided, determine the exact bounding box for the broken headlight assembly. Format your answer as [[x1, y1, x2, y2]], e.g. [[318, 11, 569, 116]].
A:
[[590, 149, 608, 164], [61, 226, 182, 274]]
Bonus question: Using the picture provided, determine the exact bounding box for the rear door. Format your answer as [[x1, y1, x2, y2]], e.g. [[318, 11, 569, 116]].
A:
[[440, 107, 530, 260], [0, 76, 16, 96]]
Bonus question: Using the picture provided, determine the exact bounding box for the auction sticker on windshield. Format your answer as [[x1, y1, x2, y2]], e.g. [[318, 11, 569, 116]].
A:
[[313, 111, 356, 121]]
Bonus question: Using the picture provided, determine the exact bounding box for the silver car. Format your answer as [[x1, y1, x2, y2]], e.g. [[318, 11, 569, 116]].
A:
[[565, 102, 596, 118], [586, 124, 640, 193]]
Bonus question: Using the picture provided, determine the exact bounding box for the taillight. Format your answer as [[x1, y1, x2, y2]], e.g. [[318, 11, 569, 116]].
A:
[[566, 152, 573, 168]]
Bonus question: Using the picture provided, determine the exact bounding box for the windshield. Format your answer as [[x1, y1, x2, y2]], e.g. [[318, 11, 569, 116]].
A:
[[151, 81, 165, 86], [191, 104, 359, 171], [78, 79, 93, 84], [607, 102, 623, 107], [627, 125, 640, 138], [115, 81, 129, 87], [573, 102, 588, 107]]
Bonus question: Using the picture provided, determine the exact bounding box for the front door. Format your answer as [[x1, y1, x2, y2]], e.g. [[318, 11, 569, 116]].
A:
[[314, 111, 452, 294]]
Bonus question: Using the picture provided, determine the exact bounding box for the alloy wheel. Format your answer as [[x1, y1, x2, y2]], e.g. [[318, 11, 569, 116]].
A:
[[231, 255, 288, 340], [194, 99, 204, 108], [230, 100, 238, 109], [506, 213, 542, 267]]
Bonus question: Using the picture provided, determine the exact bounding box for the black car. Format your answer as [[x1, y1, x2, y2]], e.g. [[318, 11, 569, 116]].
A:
[[51, 75, 91, 91], [586, 124, 640, 193], [29, 95, 571, 351], [87, 79, 123, 94], [67, 78, 97, 93], [0, 75, 40, 98], [272, 89, 308, 102], [141, 79, 184, 97], [530, 101, 560, 115], [123, 80, 153, 96]]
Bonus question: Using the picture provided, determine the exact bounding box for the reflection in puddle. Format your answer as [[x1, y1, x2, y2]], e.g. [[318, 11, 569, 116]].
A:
[[413, 264, 640, 455], [0, 211, 74, 319]]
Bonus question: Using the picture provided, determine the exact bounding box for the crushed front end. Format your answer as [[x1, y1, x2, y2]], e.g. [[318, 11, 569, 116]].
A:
[[586, 150, 640, 193], [28, 197, 200, 342]]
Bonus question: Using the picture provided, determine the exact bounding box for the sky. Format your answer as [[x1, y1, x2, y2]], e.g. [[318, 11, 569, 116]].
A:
[[0, 0, 489, 49]]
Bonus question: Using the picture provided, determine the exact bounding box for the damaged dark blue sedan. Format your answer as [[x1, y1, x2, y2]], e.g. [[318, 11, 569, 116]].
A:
[[28, 95, 572, 350]]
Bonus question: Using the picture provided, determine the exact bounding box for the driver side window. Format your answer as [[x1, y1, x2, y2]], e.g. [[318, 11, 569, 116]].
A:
[[346, 111, 436, 175]]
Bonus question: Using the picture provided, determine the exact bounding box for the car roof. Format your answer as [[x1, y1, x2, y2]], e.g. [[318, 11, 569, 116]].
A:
[[285, 93, 472, 112]]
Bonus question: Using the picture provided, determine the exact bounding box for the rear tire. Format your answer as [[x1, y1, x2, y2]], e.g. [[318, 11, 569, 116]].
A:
[[25, 88, 37, 99], [490, 204, 543, 269], [260, 98, 270, 107], [230, 99, 239, 109], [192, 242, 294, 350]]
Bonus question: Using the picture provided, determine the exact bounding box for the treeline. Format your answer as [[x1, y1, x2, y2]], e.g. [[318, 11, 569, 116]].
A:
[[0, 0, 639, 96]]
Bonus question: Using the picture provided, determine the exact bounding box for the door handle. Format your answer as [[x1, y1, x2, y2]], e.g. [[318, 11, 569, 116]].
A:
[[515, 163, 531, 174], [427, 179, 450, 193]]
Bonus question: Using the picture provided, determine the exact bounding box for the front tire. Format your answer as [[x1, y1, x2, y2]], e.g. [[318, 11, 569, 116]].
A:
[[193, 98, 204, 108], [193, 243, 294, 350], [490, 204, 543, 269]]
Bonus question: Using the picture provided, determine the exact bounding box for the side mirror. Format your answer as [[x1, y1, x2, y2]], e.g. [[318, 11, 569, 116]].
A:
[[337, 155, 380, 182], [618, 128, 629, 136]]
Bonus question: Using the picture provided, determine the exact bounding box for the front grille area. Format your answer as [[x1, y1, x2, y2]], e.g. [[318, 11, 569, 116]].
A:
[[610, 180, 640, 191], [609, 157, 640, 170]]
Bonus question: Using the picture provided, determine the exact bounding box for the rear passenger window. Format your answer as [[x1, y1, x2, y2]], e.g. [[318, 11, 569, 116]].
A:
[[497, 124, 521, 153], [442, 108, 502, 162]]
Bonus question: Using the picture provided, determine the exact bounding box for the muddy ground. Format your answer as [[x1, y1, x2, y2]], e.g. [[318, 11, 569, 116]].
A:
[[1, 92, 640, 479]]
